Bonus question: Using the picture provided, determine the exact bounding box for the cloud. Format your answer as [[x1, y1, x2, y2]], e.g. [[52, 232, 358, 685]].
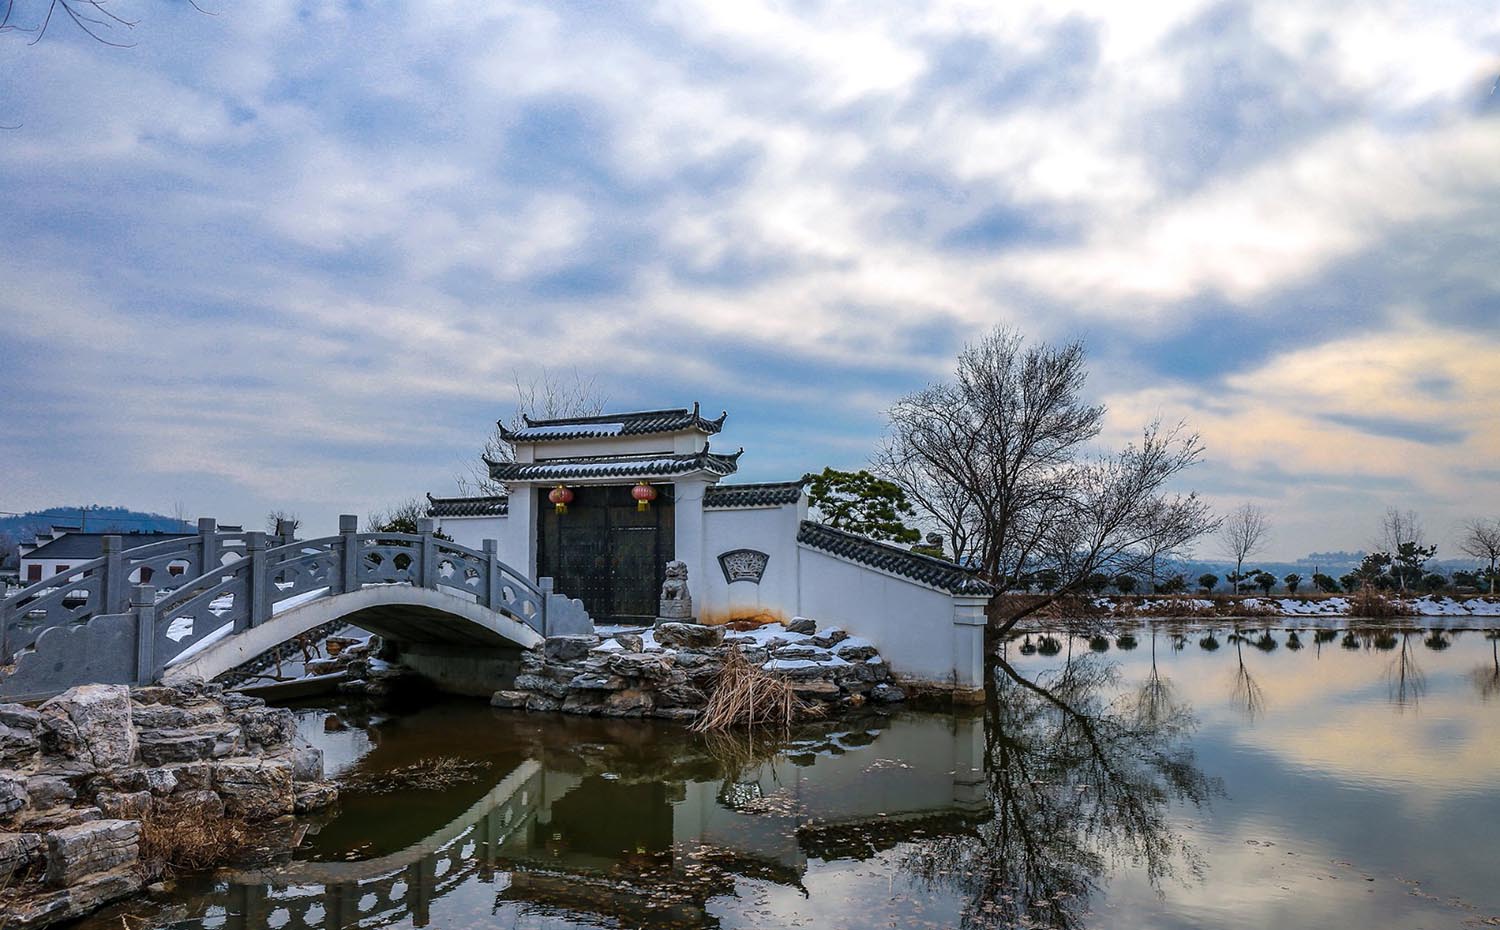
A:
[[0, 0, 1496, 546]]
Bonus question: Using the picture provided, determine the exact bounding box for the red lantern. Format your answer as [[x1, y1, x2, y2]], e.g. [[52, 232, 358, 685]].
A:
[[632, 481, 658, 512], [549, 485, 574, 514]]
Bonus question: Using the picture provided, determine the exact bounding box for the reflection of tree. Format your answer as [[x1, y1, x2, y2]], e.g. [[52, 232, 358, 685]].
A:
[[904, 651, 1218, 930], [1468, 634, 1500, 701], [1229, 639, 1266, 721], [1385, 633, 1427, 709]]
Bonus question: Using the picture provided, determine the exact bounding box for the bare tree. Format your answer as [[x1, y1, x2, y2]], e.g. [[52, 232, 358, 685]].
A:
[[1218, 504, 1271, 593], [265, 510, 301, 538], [876, 327, 1216, 632], [456, 368, 609, 495], [1458, 517, 1500, 595], [367, 498, 427, 534], [1376, 507, 1429, 591]]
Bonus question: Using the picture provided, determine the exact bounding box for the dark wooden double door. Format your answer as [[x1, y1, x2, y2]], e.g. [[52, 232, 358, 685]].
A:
[[536, 485, 674, 623]]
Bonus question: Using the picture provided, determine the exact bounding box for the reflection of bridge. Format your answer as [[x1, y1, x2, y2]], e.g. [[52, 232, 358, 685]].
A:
[[0, 516, 589, 701], [163, 713, 991, 930]]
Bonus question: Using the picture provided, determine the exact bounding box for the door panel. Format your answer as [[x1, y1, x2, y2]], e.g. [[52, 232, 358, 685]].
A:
[[537, 485, 674, 623]]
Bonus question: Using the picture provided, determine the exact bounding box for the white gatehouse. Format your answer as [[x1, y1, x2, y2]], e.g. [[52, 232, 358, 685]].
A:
[[427, 404, 992, 695]]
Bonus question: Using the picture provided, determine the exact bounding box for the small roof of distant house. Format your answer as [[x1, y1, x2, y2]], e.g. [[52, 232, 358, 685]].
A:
[[497, 402, 728, 443], [425, 493, 510, 518], [796, 521, 994, 596], [703, 479, 808, 509], [21, 531, 195, 561]]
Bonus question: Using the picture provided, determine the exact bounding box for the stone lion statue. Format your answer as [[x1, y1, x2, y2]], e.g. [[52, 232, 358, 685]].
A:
[[659, 560, 693, 620]]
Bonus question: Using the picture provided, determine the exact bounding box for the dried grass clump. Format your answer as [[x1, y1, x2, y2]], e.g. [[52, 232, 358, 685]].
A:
[[339, 757, 491, 794], [691, 648, 822, 733], [1347, 588, 1404, 619], [138, 807, 269, 881]]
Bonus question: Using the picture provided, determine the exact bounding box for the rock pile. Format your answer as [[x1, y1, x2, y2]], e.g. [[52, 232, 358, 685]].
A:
[[491, 618, 906, 721], [0, 682, 336, 928]]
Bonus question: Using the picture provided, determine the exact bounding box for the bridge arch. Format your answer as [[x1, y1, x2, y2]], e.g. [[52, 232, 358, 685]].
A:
[[165, 584, 546, 685]]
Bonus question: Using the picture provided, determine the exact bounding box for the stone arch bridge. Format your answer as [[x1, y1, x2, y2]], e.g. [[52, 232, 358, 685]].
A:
[[0, 517, 590, 702]]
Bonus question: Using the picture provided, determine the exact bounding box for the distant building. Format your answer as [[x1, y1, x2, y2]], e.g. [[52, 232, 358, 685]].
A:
[[18, 527, 195, 585]]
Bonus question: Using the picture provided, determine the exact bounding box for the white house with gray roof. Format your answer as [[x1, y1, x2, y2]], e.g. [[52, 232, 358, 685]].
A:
[[428, 403, 992, 694]]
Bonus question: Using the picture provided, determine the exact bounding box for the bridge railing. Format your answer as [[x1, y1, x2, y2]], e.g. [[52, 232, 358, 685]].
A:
[[1, 515, 553, 699], [0, 518, 260, 662]]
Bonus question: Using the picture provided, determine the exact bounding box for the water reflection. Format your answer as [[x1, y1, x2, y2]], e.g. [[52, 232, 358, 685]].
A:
[[75, 621, 1500, 930], [905, 641, 1218, 930]]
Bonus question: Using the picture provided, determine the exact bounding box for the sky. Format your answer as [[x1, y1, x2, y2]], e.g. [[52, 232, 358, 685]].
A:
[[1, 0, 1497, 559]]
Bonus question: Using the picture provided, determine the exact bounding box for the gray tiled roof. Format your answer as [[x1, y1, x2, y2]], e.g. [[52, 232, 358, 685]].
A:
[[425, 493, 510, 518], [21, 532, 194, 561], [489, 447, 743, 483], [703, 480, 807, 509], [796, 521, 995, 596], [499, 402, 728, 442]]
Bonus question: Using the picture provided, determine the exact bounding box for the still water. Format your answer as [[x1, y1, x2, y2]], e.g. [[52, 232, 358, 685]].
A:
[[84, 623, 1500, 930]]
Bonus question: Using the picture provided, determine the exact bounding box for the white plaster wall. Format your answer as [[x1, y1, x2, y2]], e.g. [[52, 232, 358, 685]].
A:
[[701, 504, 803, 624], [432, 515, 507, 553], [796, 546, 970, 687], [18, 558, 75, 582], [515, 430, 709, 462]]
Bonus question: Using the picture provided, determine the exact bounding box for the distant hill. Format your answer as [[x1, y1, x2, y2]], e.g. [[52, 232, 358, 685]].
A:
[[0, 506, 191, 540]]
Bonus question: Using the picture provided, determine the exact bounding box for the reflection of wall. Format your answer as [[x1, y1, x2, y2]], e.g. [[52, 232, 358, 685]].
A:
[[671, 712, 988, 870]]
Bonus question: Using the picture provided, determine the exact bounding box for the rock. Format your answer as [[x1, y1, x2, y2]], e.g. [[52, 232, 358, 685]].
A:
[[544, 635, 598, 663], [94, 789, 151, 820], [656, 684, 708, 707], [131, 703, 224, 731], [24, 775, 76, 808], [561, 693, 605, 716], [667, 651, 712, 670], [15, 806, 100, 833], [293, 782, 339, 814], [8, 866, 142, 928], [786, 617, 817, 635], [772, 644, 832, 661], [736, 647, 770, 666], [616, 633, 644, 653], [762, 660, 836, 681], [135, 728, 219, 766], [810, 627, 849, 648], [212, 759, 294, 819], [156, 790, 222, 819], [1, 773, 30, 818], [126, 687, 181, 707], [834, 640, 880, 662], [44, 819, 139, 887], [337, 678, 369, 696], [305, 657, 341, 676], [0, 704, 42, 769], [602, 689, 654, 718], [1, 830, 43, 884], [870, 683, 907, 704], [514, 674, 569, 700], [653, 622, 724, 650], [288, 746, 324, 782], [791, 680, 842, 700], [568, 673, 629, 691], [604, 652, 674, 681], [38, 685, 137, 770], [525, 694, 562, 713], [235, 706, 298, 748], [489, 690, 529, 710], [853, 659, 891, 683], [218, 691, 265, 712]]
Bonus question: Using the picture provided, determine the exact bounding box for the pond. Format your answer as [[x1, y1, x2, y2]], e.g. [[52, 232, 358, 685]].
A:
[[79, 623, 1500, 930]]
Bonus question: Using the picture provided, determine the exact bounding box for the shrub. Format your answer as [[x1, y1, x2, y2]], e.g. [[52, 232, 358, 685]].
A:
[[1347, 588, 1402, 619], [1198, 573, 1218, 594], [1313, 573, 1340, 593], [138, 807, 271, 882]]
